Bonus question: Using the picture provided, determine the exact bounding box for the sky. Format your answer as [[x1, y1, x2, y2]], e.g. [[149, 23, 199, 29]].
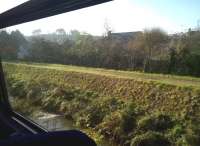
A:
[[0, 0, 200, 35]]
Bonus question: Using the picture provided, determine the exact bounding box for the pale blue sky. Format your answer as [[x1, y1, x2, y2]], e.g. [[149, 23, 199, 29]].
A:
[[1, 0, 200, 35], [134, 0, 200, 29]]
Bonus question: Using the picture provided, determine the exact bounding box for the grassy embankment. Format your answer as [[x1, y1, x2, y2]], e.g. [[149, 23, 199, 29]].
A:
[[3, 62, 200, 146]]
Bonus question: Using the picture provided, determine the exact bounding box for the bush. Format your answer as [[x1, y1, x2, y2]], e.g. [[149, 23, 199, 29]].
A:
[[120, 103, 142, 134], [176, 134, 200, 146], [9, 78, 26, 97], [77, 103, 106, 128], [97, 111, 122, 139], [138, 113, 174, 132], [131, 132, 171, 146], [170, 124, 185, 139], [177, 122, 200, 146], [76, 96, 123, 128]]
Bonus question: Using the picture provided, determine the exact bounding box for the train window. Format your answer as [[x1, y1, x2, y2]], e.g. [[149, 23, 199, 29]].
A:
[[1, 0, 200, 145]]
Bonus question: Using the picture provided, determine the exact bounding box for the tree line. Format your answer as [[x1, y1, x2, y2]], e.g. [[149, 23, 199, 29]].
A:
[[0, 28, 200, 76]]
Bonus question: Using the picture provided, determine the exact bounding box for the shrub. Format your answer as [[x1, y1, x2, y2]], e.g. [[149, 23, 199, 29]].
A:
[[76, 97, 123, 128], [9, 78, 26, 97], [97, 111, 122, 139], [12, 99, 37, 116], [120, 103, 141, 134], [176, 134, 200, 146], [131, 131, 171, 146], [170, 124, 185, 138], [177, 123, 200, 146], [77, 103, 106, 128], [138, 113, 174, 132]]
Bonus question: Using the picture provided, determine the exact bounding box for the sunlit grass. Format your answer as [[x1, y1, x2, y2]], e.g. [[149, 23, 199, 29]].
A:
[[4, 61, 200, 89], [3, 61, 200, 146]]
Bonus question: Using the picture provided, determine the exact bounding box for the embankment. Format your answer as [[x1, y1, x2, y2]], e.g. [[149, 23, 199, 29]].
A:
[[3, 62, 200, 146]]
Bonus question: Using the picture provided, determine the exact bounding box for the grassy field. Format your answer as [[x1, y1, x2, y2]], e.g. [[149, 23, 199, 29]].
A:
[[3, 62, 200, 146], [4, 62, 200, 89]]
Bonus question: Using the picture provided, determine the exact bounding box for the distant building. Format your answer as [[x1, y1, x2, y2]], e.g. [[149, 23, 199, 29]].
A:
[[110, 31, 142, 43]]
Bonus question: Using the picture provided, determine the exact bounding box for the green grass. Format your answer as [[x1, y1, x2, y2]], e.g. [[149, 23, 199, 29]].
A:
[[4, 61, 200, 89], [3, 61, 200, 116], [191, 47, 200, 55], [3, 61, 200, 146]]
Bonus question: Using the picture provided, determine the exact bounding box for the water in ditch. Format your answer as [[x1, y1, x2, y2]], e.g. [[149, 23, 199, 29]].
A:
[[32, 112, 116, 146]]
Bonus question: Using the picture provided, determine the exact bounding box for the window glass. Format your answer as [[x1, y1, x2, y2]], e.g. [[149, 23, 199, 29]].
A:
[[1, 0, 200, 145]]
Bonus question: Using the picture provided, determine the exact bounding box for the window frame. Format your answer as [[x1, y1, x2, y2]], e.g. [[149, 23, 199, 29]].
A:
[[0, 58, 12, 115]]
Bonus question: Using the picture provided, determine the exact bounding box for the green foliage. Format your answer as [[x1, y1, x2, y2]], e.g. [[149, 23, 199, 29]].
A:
[[120, 103, 141, 133], [11, 99, 39, 116], [97, 111, 122, 139], [176, 134, 200, 146], [170, 124, 185, 138], [0, 30, 27, 60], [4, 74, 25, 97], [2, 28, 200, 76], [138, 114, 174, 132], [184, 134, 200, 146], [79, 102, 106, 128], [76, 97, 123, 128], [3, 63, 200, 146], [131, 131, 171, 146]]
